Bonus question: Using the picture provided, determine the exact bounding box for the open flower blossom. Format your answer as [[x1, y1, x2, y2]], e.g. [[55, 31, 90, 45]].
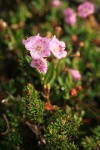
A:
[[78, 1, 94, 18], [49, 35, 67, 59], [63, 8, 76, 26], [51, 0, 62, 8], [70, 69, 81, 80], [30, 57, 47, 74], [23, 34, 67, 74], [23, 34, 50, 59]]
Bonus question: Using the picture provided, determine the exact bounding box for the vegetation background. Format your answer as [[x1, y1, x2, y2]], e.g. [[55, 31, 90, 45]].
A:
[[0, 0, 100, 149]]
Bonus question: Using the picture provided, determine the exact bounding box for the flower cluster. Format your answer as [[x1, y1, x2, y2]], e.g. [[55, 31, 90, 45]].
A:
[[77, 1, 94, 18], [23, 34, 67, 74], [63, 1, 94, 26], [63, 8, 76, 26]]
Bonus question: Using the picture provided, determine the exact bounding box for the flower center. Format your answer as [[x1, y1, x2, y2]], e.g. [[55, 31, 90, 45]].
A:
[[36, 46, 41, 51], [54, 47, 58, 52]]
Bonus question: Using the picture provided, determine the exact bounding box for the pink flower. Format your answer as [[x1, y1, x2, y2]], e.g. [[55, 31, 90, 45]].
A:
[[49, 35, 67, 59], [23, 34, 68, 74], [70, 69, 81, 80], [63, 8, 76, 26], [51, 0, 62, 8], [30, 57, 47, 74], [78, 1, 94, 18], [23, 34, 51, 59]]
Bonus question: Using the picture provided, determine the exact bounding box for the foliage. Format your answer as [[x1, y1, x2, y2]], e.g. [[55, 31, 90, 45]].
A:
[[44, 110, 81, 150], [81, 126, 100, 150]]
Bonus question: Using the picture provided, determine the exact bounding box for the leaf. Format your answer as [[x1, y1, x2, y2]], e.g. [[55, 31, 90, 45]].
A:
[[49, 70, 56, 86], [25, 55, 31, 63], [44, 62, 55, 84], [56, 59, 66, 75], [72, 58, 79, 69], [66, 70, 73, 88], [58, 76, 64, 86]]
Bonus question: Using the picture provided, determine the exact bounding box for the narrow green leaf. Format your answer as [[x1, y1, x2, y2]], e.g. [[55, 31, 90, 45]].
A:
[[44, 62, 55, 84], [49, 70, 56, 86], [25, 55, 31, 63]]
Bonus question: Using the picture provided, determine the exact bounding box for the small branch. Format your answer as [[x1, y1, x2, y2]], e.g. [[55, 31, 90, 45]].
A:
[[80, 101, 100, 120], [26, 121, 46, 147], [0, 114, 10, 135], [43, 84, 51, 104], [26, 121, 40, 136]]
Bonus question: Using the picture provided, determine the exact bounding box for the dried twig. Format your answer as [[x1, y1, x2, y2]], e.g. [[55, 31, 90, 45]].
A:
[[26, 121, 46, 148], [0, 114, 10, 135]]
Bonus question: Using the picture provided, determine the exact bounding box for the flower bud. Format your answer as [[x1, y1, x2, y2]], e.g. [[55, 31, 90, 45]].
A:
[[70, 88, 77, 97], [0, 19, 7, 30], [75, 85, 82, 91], [79, 41, 84, 47], [71, 34, 78, 43]]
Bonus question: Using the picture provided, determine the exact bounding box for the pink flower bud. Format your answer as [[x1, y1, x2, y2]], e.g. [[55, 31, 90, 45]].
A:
[[51, 0, 62, 8], [70, 69, 81, 80]]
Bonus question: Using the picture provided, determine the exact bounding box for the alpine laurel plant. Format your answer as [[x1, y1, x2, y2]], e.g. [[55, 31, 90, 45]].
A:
[[0, 0, 99, 149]]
